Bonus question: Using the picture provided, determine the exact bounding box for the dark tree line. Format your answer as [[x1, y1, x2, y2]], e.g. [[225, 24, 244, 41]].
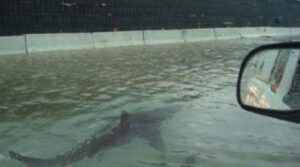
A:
[[0, 0, 299, 36]]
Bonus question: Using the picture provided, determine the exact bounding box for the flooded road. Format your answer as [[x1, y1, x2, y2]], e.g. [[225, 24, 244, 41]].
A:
[[0, 37, 300, 167]]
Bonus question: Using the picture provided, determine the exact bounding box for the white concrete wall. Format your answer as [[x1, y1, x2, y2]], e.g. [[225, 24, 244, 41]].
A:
[[240, 27, 269, 38], [0, 36, 27, 55], [240, 27, 287, 37], [263, 27, 290, 36], [263, 27, 294, 36], [0, 27, 300, 55], [260, 27, 276, 36], [290, 28, 300, 35], [215, 28, 242, 40], [183, 29, 216, 42], [275, 27, 292, 36], [26, 33, 94, 53], [144, 30, 184, 45], [93, 31, 144, 48]]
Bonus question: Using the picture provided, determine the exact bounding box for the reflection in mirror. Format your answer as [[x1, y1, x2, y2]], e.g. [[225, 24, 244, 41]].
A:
[[240, 49, 300, 111]]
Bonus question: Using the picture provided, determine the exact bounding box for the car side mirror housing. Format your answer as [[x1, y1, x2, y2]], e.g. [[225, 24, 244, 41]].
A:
[[237, 42, 300, 123]]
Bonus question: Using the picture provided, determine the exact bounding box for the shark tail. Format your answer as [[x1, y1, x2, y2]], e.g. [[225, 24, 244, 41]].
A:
[[9, 151, 53, 167]]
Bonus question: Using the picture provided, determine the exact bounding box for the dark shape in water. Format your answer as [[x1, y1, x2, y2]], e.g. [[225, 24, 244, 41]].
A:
[[9, 106, 180, 167]]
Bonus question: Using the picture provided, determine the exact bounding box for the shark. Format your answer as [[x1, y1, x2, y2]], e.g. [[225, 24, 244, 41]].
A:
[[9, 106, 181, 167]]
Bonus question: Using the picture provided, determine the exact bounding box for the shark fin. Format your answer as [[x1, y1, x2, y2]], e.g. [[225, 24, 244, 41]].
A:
[[143, 130, 166, 152], [9, 151, 50, 167]]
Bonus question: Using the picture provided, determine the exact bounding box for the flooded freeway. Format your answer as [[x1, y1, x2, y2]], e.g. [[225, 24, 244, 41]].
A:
[[0, 37, 300, 167]]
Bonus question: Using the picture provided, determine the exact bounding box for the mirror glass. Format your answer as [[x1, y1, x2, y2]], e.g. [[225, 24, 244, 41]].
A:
[[240, 48, 300, 111]]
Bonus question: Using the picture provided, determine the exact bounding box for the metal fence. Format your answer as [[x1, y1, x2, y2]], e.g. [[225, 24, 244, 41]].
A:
[[0, 0, 299, 36]]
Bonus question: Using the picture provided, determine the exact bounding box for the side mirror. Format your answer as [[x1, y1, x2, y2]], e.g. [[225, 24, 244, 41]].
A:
[[237, 42, 300, 123]]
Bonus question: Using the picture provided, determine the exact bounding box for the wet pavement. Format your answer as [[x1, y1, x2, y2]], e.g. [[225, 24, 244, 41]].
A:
[[0, 36, 300, 167]]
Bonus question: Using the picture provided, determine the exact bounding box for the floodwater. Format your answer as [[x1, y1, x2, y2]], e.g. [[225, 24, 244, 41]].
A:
[[0, 37, 300, 167]]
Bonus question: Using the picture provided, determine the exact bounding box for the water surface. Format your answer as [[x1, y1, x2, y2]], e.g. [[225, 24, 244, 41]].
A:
[[0, 37, 300, 167]]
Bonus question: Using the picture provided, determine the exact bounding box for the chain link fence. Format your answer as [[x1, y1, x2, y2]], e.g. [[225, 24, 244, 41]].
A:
[[0, 0, 299, 36]]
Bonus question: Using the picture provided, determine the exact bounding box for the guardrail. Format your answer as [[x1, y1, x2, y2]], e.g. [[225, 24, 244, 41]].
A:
[[1, 27, 300, 56]]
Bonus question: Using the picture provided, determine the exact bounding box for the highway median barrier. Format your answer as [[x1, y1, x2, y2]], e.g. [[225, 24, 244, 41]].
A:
[[144, 30, 184, 45], [239, 27, 269, 38], [214, 28, 242, 40], [183, 29, 216, 42], [291, 28, 300, 35], [262, 27, 291, 36], [269, 27, 291, 36], [1, 27, 300, 56], [26, 33, 94, 53], [0, 35, 27, 56], [92, 31, 144, 48]]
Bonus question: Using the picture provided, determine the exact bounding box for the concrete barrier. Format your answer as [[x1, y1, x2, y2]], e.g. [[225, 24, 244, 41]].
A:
[[92, 31, 144, 48], [239, 27, 269, 38], [144, 30, 184, 45], [263, 27, 291, 36], [239, 27, 297, 38], [291, 28, 300, 35], [260, 27, 276, 36], [1, 27, 300, 56], [183, 29, 216, 42], [26, 33, 94, 53], [0, 36, 27, 55], [214, 28, 242, 40], [264, 27, 293, 36], [276, 28, 292, 36]]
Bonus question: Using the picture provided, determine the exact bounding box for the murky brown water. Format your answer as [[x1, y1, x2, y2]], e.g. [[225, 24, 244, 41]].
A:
[[0, 37, 300, 167]]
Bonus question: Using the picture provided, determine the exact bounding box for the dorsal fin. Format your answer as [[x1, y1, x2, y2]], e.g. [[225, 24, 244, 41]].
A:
[[121, 110, 129, 121], [120, 110, 130, 134]]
